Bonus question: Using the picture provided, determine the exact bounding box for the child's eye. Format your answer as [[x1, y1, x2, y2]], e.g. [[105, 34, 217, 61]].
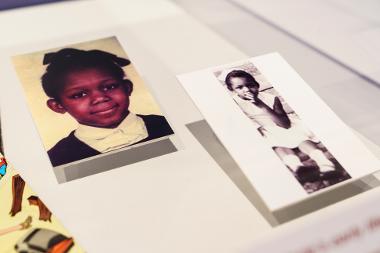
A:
[[69, 91, 87, 99], [102, 83, 120, 92]]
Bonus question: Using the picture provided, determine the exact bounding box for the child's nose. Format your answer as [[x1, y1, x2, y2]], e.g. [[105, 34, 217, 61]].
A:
[[91, 90, 110, 104]]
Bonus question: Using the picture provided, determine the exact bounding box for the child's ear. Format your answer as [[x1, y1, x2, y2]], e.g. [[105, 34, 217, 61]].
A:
[[47, 99, 67, 114], [123, 79, 133, 95]]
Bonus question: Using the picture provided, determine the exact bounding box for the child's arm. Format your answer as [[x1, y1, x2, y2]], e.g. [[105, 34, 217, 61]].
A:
[[272, 96, 291, 128], [255, 95, 291, 129]]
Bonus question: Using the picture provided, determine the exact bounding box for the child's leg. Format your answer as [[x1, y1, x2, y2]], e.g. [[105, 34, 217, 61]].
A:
[[298, 140, 335, 172], [275, 146, 322, 184], [274, 147, 303, 172]]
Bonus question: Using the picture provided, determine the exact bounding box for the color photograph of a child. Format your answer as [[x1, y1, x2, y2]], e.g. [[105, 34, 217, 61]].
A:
[[12, 37, 174, 168], [214, 63, 351, 193]]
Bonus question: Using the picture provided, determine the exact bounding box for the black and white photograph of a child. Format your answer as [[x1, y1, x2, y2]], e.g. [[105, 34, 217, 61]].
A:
[[12, 37, 174, 169], [215, 64, 351, 193]]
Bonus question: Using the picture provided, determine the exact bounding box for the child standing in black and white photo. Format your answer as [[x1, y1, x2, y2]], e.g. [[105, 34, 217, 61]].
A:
[[224, 69, 349, 190]]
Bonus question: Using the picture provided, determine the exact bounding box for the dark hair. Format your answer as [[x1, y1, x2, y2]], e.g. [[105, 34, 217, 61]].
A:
[[41, 48, 131, 99], [225, 70, 259, 91]]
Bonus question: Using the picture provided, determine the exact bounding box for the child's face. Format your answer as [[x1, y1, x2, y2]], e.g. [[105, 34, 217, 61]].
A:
[[229, 77, 259, 100], [48, 67, 131, 128]]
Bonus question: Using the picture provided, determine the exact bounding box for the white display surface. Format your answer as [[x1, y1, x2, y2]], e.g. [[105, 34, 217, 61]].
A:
[[232, 0, 380, 85], [178, 53, 380, 210], [1, 1, 380, 252], [0, 1, 271, 252], [248, 183, 380, 253]]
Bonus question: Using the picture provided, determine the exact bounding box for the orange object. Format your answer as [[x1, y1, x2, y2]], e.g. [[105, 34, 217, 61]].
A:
[[48, 237, 74, 253]]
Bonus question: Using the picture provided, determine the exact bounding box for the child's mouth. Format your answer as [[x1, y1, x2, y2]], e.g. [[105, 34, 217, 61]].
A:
[[91, 105, 118, 115]]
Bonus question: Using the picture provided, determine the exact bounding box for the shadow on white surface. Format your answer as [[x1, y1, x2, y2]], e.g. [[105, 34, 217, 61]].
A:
[[187, 120, 380, 225]]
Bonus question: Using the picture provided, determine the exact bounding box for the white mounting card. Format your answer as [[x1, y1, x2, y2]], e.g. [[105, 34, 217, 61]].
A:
[[178, 53, 380, 210]]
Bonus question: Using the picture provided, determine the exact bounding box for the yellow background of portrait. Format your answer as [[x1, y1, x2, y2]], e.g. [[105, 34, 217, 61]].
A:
[[12, 37, 163, 150]]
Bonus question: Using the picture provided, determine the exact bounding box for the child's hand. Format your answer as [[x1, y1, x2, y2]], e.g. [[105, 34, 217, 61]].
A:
[[243, 92, 255, 101]]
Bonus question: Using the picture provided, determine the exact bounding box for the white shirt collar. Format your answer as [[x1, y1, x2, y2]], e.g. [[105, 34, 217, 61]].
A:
[[74, 112, 148, 153]]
